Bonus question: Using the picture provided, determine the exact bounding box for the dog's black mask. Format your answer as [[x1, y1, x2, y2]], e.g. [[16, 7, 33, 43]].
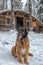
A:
[[17, 29, 28, 40], [21, 29, 28, 40]]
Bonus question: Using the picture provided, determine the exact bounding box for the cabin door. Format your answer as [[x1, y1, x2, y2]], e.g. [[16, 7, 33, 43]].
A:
[[16, 17, 23, 30]]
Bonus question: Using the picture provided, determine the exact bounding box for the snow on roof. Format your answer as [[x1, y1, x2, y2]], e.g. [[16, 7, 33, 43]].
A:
[[0, 9, 11, 13]]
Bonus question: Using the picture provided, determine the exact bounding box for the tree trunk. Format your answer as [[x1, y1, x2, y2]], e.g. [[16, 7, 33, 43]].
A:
[[29, 0, 33, 30], [11, 0, 15, 29], [33, 0, 35, 16], [6, 0, 7, 9], [3, 0, 4, 10]]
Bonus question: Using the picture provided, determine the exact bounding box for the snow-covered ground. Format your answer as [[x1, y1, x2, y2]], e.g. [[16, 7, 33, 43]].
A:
[[0, 30, 43, 65]]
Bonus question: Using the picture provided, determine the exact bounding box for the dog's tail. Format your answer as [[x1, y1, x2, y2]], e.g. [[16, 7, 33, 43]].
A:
[[28, 52, 33, 56]]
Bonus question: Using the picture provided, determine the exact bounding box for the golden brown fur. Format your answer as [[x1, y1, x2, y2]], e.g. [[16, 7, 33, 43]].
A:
[[11, 37, 33, 64]]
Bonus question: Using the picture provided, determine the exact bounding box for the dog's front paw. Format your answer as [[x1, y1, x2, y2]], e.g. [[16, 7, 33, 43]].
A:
[[24, 59, 29, 64], [19, 59, 23, 64]]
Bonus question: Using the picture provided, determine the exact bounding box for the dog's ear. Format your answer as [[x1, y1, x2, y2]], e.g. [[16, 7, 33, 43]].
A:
[[22, 29, 28, 38]]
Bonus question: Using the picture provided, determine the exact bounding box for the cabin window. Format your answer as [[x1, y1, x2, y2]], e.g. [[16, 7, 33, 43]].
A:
[[7, 18, 11, 24], [32, 21, 38, 26]]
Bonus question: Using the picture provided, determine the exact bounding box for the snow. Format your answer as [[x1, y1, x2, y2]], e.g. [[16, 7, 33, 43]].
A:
[[0, 30, 43, 65]]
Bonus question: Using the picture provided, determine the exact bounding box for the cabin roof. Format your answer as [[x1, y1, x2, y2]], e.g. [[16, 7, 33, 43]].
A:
[[0, 9, 43, 26]]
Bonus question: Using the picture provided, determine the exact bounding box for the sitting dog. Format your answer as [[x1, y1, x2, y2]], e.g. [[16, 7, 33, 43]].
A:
[[11, 29, 33, 64]]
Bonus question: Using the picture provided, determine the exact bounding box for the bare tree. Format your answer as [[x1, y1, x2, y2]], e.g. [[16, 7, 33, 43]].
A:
[[6, 0, 7, 9], [11, 0, 15, 29], [3, 0, 7, 10], [3, 0, 4, 10], [29, 0, 33, 30], [33, 0, 35, 16]]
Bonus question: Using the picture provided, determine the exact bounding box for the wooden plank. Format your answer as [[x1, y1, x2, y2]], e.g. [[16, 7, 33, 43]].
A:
[[0, 14, 11, 18], [0, 24, 12, 27], [0, 19, 5, 20], [16, 12, 24, 18]]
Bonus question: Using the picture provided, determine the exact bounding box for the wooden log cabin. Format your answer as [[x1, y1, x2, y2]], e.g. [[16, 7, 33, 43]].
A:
[[0, 10, 43, 32]]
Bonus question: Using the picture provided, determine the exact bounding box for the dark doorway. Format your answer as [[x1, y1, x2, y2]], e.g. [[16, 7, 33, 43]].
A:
[[16, 17, 23, 30]]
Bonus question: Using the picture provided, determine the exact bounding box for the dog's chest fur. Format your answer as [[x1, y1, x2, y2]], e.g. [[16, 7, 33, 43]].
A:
[[19, 48, 26, 55]]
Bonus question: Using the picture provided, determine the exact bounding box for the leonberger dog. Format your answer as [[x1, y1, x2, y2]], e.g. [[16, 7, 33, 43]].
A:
[[11, 29, 33, 64]]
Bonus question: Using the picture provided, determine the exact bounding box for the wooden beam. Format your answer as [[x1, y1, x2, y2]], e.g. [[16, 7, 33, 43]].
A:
[[0, 18, 5, 20], [0, 14, 11, 18], [0, 15, 5, 17], [16, 12, 24, 18]]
